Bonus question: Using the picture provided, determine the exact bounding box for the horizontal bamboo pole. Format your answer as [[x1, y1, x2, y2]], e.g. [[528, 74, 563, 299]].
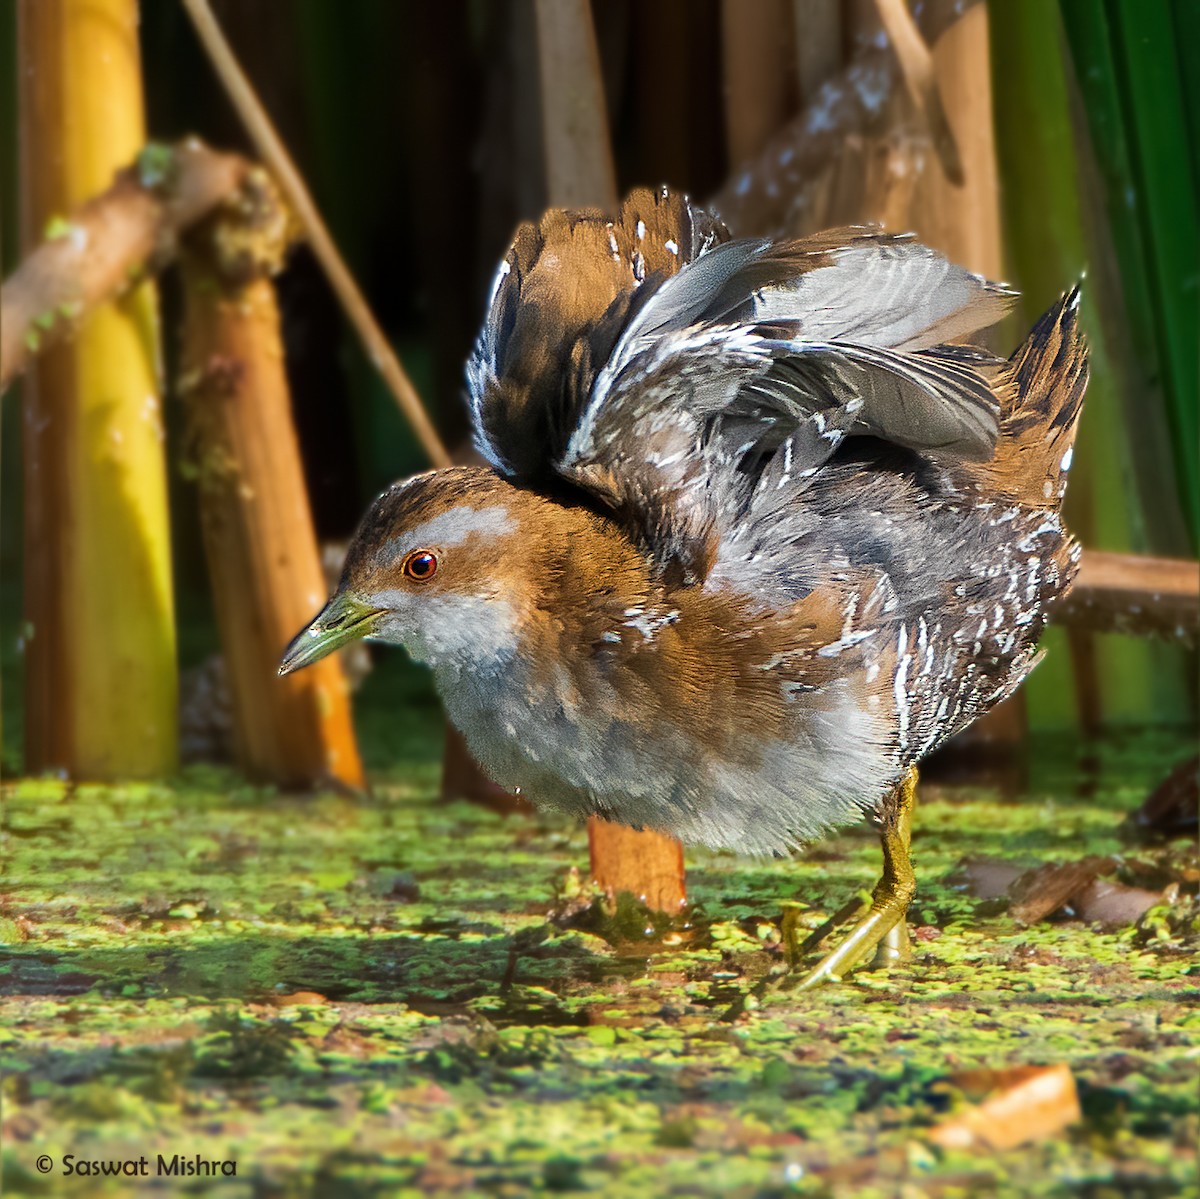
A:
[[2, 139, 248, 393], [178, 172, 364, 789], [1058, 551, 1199, 645]]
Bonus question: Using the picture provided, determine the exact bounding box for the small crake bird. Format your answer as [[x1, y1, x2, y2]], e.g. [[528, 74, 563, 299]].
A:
[[281, 188, 1087, 986]]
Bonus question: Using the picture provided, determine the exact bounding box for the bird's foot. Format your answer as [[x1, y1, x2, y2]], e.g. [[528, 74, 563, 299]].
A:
[[788, 880, 914, 988], [786, 767, 918, 989]]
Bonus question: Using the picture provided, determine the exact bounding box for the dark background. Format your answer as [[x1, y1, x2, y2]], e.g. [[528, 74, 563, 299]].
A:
[[1, 0, 1196, 739]]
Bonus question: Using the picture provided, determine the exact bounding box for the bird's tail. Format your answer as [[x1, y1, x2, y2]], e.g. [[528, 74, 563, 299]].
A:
[[984, 288, 1088, 509]]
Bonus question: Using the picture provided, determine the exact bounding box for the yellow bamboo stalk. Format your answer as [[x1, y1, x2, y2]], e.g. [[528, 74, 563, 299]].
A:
[[18, 0, 177, 778]]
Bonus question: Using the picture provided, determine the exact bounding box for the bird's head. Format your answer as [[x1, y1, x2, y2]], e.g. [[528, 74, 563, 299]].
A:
[[279, 466, 560, 678]]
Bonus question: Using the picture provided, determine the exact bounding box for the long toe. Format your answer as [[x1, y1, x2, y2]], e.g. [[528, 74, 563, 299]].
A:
[[790, 897, 911, 989], [790, 766, 919, 988]]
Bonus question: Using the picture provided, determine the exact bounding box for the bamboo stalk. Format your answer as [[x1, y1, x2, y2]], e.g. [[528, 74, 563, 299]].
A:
[[621, 0, 714, 200], [179, 0, 450, 470], [18, 0, 177, 779], [533, 0, 618, 210], [722, 0, 797, 167], [178, 171, 364, 790], [920, 5, 1001, 271], [2, 140, 249, 392], [532, 0, 687, 914], [906, 1, 1025, 753], [793, 0, 842, 107]]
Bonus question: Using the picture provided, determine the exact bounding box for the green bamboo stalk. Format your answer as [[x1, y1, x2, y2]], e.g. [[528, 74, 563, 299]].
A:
[[1058, 0, 1192, 557], [18, 0, 177, 777], [989, 0, 1189, 729], [1105, 0, 1198, 544]]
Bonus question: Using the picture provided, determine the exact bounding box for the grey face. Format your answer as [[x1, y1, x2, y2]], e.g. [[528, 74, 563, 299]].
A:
[[280, 489, 525, 679]]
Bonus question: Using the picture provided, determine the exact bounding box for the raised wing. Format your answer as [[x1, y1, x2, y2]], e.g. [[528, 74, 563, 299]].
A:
[[466, 187, 727, 482], [466, 192, 1016, 579]]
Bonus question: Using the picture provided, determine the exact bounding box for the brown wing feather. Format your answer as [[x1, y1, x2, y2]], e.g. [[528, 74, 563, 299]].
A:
[[980, 289, 1088, 508], [467, 188, 729, 480]]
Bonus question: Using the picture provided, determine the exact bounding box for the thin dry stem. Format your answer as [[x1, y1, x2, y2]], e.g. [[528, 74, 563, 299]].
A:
[[873, 0, 964, 184], [180, 0, 450, 468], [178, 178, 365, 789]]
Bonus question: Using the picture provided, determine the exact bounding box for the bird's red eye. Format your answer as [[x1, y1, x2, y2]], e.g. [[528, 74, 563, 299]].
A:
[[402, 550, 438, 582]]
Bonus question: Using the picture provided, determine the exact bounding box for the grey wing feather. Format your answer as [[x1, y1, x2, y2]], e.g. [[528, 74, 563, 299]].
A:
[[560, 231, 1015, 567], [567, 327, 1006, 483], [465, 196, 1016, 577], [588, 230, 1014, 390], [749, 236, 1016, 349]]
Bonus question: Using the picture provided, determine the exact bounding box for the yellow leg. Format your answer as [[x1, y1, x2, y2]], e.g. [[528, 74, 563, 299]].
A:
[[792, 767, 918, 988]]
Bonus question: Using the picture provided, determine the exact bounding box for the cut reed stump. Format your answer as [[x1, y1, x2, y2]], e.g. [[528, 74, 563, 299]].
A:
[[178, 170, 363, 789], [537, 0, 686, 914], [587, 819, 688, 916]]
